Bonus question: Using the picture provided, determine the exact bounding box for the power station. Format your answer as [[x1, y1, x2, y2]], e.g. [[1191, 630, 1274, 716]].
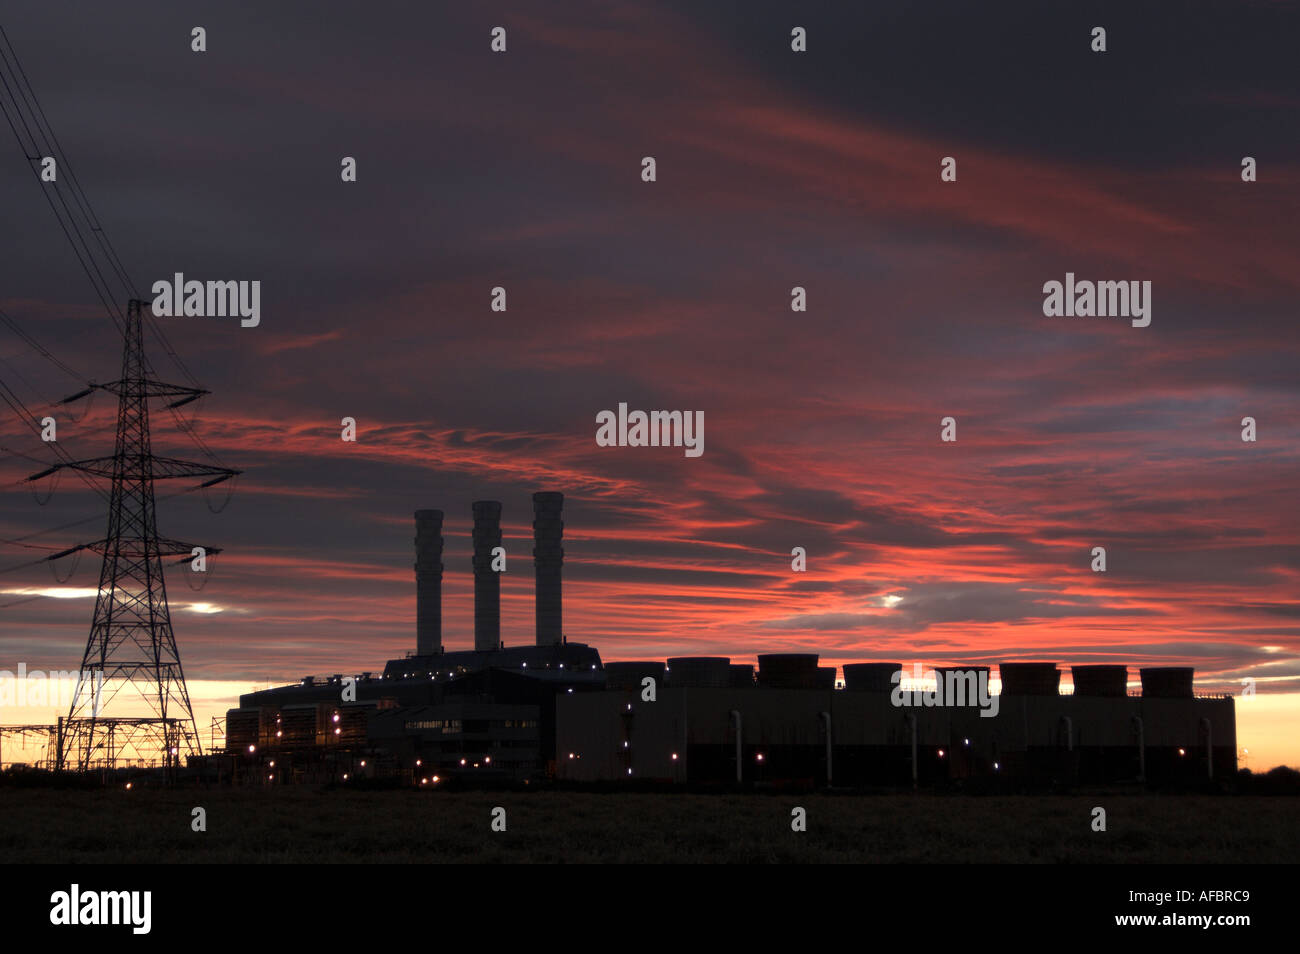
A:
[[226, 493, 602, 782], [223, 494, 1237, 788]]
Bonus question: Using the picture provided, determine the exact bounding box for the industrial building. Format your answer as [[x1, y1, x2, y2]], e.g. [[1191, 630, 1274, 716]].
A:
[[225, 493, 602, 783], [224, 494, 1236, 788], [556, 659, 1236, 787]]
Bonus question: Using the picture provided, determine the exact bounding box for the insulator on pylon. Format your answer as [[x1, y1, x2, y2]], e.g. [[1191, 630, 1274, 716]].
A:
[[30, 466, 59, 505], [48, 546, 81, 584], [60, 387, 96, 424], [202, 472, 236, 514], [180, 551, 215, 591]]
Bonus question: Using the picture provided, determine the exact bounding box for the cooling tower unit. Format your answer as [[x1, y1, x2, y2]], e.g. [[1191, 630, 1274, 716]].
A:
[[933, 666, 991, 703], [729, 664, 755, 688], [414, 509, 444, 656], [999, 662, 1061, 696], [533, 491, 564, 647], [1071, 665, 1128, 697], [843, 663, 902, 692], [604, 661, 667, 691], [666, 657, 731, 688], [472, 500, 503, 653], [757, 653, 819, 689], [1140, 667, 1195, 699]]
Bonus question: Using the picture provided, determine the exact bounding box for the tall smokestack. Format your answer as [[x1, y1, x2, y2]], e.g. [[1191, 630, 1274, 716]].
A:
[[472, 500, 502, 652], [532, 491, 564, 646], [414, 509, 443, 656]]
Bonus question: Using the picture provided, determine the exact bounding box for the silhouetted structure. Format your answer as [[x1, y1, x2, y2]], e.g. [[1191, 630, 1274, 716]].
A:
[[471, 501, 502, 653], [532, 492, 564, 647], [31, 299, 239, 771], [558, 662, 1236, 787], [414, 509, 444, 656], [224, 500, 1237, 789]]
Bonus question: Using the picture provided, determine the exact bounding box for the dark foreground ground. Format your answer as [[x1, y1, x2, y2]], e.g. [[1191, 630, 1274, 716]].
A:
[[1, 788, 1297, 862]]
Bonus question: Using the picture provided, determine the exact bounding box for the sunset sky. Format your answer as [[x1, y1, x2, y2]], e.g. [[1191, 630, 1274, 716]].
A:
[[1, 1, 1298, 770]]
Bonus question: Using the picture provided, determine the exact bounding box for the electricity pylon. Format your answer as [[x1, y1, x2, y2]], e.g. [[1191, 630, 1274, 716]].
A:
[[31, 300, 239, 771]]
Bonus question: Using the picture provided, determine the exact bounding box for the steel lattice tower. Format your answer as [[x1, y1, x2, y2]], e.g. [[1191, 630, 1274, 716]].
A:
[[33, 300, 239, 772]]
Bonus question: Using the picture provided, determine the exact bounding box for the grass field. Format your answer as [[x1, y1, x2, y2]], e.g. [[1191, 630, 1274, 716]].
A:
[[1, 788, 1296, 862]]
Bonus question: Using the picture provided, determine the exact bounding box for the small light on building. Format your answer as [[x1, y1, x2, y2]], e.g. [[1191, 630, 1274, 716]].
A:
[[938, 749, 946, 758], [343, 773, 349, 780], [1178, 747, 1186, 756], [568, 753, 575, 759], [567, 688, 573, 693], [360, 760, 366, 767], [276, 730, 282, 738], [623, 741, 629, 749], [333, 713, 340, 722], [416, 759, 422, 767], [627, 768, 633, 775], [756, 753, 764, 762], [993, 762, 1000, 771], [460, 758, 467, 766], [485, 757, 491, 764], [248, 744, 255, 753], [432, 775, 440, 783], [671, 753, 678, 761], [334, 727, 341, 735], [125, 782, 132, 790], [963, 738, 970, 746], [269, 760, 275, 767]]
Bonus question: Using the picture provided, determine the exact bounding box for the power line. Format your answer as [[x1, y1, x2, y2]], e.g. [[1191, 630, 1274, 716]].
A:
[[0, 25, 207, 396], [0, 307, 88, 382], [0, 347, 61, 410], [0, 25, 137, 297], [0, 57, 126, 336], [0, 553, 58, 576], [0, 27, 233, 474], [0, 26, 133, 307], [0, 374, 113, 504]]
